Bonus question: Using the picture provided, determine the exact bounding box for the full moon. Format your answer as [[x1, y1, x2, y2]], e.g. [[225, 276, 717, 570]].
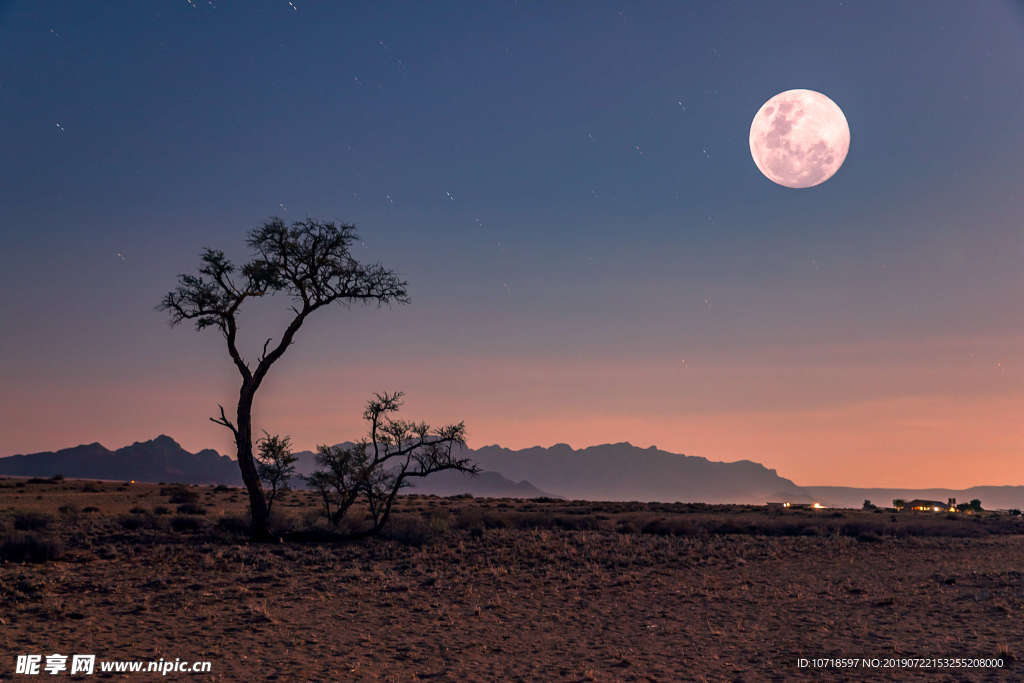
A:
[[749, 89, 850, 188]]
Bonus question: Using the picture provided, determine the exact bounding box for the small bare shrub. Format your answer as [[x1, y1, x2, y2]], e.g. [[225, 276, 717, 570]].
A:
[[255, 432, 297, 517], [267, 510, 296, 535], [176, 503, 207, 515], [640, 518, 677, 536], [162, 485, 199, 505], [453, 506, 484, 530], [615, 519, 641, 534], [429, 510, 450, 534], [14, 512, 53, 531], [216, 516, 250, 537], [1, 534, 64, 563], [170, 515, 204, 532], [118, 514, 166, 531], [383, 517, 435, 546]]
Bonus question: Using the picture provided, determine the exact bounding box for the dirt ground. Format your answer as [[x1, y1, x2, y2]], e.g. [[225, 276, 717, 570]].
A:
[[2, 480, 1022, 681]]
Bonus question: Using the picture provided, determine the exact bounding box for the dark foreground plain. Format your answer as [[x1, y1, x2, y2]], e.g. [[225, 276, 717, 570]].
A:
[[2, 479, 1023, 681]]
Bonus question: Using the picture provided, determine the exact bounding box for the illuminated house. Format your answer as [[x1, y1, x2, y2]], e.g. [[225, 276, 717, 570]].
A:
[[902, 498, 957, 512], [766, 502, 824, 510]]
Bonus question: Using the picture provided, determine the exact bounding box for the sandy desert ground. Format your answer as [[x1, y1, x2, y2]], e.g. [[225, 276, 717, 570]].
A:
[[2, 478, 1023, 681]]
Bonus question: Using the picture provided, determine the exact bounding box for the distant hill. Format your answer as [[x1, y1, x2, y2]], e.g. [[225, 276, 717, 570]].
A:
[[0, 437, 552, 499], [804, 486, 1024, 511], [403, 469, 552, 498], [466, 442, 806, 504], [0, 435, 241, 485]]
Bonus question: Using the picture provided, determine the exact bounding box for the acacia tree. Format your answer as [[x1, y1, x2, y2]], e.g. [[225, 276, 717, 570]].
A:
[[308, 391, 478, 535], [159, 218, 408, 537], [254, 432, 297, 518]]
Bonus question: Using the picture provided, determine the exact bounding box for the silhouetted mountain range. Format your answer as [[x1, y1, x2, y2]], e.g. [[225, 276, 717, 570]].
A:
[[5, 436, 1024, 508], [0, 436, 240, 484], [466, 442, 805, 503], [0, 437, 549, 498]]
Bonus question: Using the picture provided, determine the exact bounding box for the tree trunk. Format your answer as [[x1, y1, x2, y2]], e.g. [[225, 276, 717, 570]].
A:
[[235, 388, 270, 539]]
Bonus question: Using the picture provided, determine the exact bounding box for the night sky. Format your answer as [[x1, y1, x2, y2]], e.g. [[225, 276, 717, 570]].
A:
[[2, 1, 1023, 487]]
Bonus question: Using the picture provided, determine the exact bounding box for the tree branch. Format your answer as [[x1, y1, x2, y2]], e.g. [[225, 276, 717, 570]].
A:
[[258, 337, 273, 364], [210, 404, 238, 436]]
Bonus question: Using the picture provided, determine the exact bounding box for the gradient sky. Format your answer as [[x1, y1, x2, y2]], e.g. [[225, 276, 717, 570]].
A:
[[2, 1, 1023, 487]]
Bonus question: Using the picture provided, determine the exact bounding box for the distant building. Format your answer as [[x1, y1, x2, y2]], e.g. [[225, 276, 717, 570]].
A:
[[766, 502, 822, 510], [902, 498, 956, 512]]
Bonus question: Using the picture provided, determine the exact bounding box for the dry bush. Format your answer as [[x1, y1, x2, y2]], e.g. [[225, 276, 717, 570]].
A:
[[163, 486, 200, 505], [286, 525, 349, 543], [640, 518, 696, 536], [428, 510, 451, 534], [176, 503, 207, 515], [266, 510, 298, 535], [382, 516, 437, 546], [14, 512, 53, 531], [301, 509, 323, 528], [216, 515, 250, 537], [170, 515, 204, 532], [498, 511, 602, 531], [58, 504, 80, 517], [118, 513, 168, 531], [615, 518, 641, 534], [452, 506, 485, 530], [1, 533, 64, 563], [895, 521, 987, 538]]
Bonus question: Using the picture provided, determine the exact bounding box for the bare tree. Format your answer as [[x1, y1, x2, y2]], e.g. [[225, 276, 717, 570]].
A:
[[305, 443, 365, 528], [254, 432, 297, 518], [308, 392, 478, 535], [159, 218, 408, 537]]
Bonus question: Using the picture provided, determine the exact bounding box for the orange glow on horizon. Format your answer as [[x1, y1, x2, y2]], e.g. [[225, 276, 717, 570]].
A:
[[4, 334, 1023, 490]]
